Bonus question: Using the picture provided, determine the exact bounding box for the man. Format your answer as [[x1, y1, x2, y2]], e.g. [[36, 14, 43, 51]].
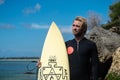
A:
[[66, 16, 99, 80], [37, 16, 99, 80]]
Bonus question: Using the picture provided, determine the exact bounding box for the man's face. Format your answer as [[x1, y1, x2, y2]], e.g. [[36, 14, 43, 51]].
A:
[[72, 20, 83, 37]]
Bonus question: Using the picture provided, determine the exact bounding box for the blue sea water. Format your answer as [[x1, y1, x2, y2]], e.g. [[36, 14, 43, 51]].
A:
[[0, 61, 38, 80]]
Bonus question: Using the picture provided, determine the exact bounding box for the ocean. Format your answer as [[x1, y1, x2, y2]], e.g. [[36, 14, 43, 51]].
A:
[[0, 60, 38, 80]]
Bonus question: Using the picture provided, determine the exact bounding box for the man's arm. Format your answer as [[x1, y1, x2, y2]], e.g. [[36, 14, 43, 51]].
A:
[[91, 43, 99, 80]]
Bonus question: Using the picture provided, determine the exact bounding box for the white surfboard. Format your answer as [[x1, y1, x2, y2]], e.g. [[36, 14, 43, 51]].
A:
[[37, 22, 70, 80]]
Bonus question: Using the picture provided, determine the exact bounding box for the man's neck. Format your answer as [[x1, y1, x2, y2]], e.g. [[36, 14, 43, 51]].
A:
[[75, 36, 84, 42]]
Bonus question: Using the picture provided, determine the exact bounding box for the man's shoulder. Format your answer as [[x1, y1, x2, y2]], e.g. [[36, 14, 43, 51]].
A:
[[65, 39, 74, 43], [84, 37, 96, 45], [65, 39, 75, 46]]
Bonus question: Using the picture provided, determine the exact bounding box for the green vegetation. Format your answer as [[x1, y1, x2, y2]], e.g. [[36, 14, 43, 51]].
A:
[[102, 1, 120, 34], [106, 72, 120, 80]]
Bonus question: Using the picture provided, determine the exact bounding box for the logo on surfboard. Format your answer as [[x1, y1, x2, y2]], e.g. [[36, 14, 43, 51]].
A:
[[39, 56, 68, 80]]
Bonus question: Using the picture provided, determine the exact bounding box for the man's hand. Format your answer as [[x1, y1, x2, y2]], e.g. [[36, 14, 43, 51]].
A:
[[36, 60, 41, 68]]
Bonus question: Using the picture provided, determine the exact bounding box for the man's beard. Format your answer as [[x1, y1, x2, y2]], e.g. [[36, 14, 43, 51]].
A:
[[73, 29, 83, 38], [74, 32, 83, 38]]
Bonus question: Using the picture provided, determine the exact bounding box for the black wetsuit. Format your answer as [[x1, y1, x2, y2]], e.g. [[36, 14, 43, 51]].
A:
[[65, 37, 99, 80]]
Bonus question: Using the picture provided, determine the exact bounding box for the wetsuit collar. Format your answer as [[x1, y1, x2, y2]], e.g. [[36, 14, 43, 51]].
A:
[[73, 37, 86, 43]]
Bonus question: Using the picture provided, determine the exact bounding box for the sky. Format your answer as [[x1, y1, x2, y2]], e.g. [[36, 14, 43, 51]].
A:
[[0, 0, 114, 57]]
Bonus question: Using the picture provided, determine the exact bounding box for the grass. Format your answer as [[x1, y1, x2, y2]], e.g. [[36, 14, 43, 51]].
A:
[[105, 72, 120, 80]]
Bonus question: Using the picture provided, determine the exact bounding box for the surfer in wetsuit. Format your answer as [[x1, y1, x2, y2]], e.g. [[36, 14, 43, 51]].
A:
[[65, 16, 99, 80], [37, 16, 99, 80]]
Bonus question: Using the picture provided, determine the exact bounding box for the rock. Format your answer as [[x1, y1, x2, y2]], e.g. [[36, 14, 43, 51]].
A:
[[86, 27, 120, 62], [107, 47, 120, 75], [86, 27, 120, 79], [24, 71, 35, 74]]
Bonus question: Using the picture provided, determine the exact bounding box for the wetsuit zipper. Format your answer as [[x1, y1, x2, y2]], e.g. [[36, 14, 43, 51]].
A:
[[77, 42, 79, 52]]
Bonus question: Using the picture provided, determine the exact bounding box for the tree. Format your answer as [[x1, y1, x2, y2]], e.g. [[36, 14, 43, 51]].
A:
[[109, 1, 120, 21], [102, 1, 120, 34]]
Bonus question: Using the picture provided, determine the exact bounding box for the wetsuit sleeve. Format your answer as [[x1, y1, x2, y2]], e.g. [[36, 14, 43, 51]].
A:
[[91, 43, 99, 80]]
